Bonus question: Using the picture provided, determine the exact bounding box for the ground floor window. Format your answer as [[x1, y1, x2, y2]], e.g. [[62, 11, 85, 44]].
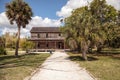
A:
[[34, 41, 66, 49], [46, 43, 49, 48], [38, 43, 40, 48]]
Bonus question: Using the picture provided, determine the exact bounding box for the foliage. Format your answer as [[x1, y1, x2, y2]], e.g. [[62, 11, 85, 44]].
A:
[[6, 0, 33, 27], [90, 0, 120, 50], [61, 0, 120, 60], [5, 0, 33, 56], [0, 37, 6, 55], [2, 32, 16, 49], [20, 38, 35, 50], [0, 48, 7, 55], [0, 37, 5, 48], [2, 33, 35, 50], [61, 6, 101, 60], [90, 0, 117, 23]]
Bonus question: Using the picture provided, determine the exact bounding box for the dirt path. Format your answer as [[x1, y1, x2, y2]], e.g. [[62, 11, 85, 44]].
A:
[[29, 51, 95, 80]]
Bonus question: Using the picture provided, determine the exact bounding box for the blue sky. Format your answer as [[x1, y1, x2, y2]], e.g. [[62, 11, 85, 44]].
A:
[[0, 0, 120, 37], [0, 0, 67, 19]]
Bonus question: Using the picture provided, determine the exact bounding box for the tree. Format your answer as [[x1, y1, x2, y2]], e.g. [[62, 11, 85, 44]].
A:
[[90, 0, 119, 51], [20, 38, 35, 51], [62, 7, 101, 60], [0, 36, 6, 55], [5, 0, 33, 56], [60, 24, 78, 51], [108, 10, 120, 48], [2, 32, 16, 49], [61, 0, 120, 60]]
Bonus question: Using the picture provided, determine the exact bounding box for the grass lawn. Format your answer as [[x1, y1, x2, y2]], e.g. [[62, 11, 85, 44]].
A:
[[0, 52, 50, 80], [68, 52, 120, 80]]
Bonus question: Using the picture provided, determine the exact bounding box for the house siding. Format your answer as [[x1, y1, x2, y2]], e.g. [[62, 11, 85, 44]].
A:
[[29, 27, 68, 49]]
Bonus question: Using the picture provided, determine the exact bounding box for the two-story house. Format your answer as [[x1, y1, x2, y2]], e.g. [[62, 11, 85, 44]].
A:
[[29, 27, 68, 49]]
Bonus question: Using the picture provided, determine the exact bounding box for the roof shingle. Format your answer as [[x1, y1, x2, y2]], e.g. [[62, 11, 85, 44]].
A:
[[30, 27, 61, 33]]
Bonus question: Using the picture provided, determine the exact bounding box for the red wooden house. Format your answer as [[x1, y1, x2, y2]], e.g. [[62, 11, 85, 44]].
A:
[[29, 27, 68, 49]]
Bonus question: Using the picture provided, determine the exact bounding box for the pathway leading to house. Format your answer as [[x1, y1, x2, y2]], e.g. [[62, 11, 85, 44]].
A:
[[29, 51, 95, 80]]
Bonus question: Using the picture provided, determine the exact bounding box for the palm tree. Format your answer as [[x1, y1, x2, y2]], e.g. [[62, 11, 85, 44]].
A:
[[5, 0, 33, 56]]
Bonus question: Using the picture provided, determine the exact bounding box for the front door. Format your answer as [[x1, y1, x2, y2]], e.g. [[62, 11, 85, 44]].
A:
[[58, 42, 64, 49]]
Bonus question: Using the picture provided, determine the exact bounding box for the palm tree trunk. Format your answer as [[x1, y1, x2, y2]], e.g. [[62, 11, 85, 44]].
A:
[[15, 26, 21, 56]]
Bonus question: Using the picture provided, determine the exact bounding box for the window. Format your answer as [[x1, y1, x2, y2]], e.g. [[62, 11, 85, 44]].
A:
[[46, 43, 49, 48], [31, 33, 37, 38], [46, 33, 48, 38], [39, 33, 46, 38], [59, 33, 61, 36], [38, 43, 40, 48], [38, 34, 40, 38]]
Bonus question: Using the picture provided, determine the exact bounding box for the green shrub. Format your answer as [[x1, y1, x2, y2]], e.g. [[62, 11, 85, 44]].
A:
[[0, 48, 7, 55]]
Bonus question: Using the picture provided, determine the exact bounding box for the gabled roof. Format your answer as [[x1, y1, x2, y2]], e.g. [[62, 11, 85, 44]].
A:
[[30, 27, 61, 33]]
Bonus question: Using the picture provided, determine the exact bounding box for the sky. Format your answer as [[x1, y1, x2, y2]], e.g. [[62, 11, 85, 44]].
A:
[[0, 0, 120, 37]]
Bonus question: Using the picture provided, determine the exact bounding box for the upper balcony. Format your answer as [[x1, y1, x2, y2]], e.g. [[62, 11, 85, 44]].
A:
[[29, 27, 64, 40], [30, 33, 64, 39]]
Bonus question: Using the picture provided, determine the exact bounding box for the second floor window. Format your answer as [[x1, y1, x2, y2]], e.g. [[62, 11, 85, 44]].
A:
[[59, 33, 61, 36], [46, 33, 48, 38], [38, 34, 40, 38], [31, 33, 37, 38]]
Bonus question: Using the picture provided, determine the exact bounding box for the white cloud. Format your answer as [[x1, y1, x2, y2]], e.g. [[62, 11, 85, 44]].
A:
[[106, 0, 120, 10], [0, 0, 119, 38], [29, 16, 61, 28], [0, 12, 17, 29], [0, 12, 61, 38], [56, 0, 120, 18], [56, 0, 93, 18]]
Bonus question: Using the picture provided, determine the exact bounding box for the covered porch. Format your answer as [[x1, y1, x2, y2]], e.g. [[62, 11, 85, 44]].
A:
[[34, 40, 66, 49]]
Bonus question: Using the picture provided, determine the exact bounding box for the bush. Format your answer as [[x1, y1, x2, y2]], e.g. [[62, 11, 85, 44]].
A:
[[0, 48, 7, 55]]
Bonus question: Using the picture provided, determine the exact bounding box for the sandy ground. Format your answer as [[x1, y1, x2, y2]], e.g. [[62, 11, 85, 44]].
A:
[[28, 51, 95, 80]]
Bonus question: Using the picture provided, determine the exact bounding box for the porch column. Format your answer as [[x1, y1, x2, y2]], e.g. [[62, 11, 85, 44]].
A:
[[45, 41, 47, 49], [36, 41, 38, 49], [55, 41, 56, 49], [64, 41, 65, 49]]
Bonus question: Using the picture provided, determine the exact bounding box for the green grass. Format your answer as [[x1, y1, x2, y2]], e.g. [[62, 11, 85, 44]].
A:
[[101, 48, 120, 54], [0, 53, 50, 80], [68, 53, 120, 80]]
